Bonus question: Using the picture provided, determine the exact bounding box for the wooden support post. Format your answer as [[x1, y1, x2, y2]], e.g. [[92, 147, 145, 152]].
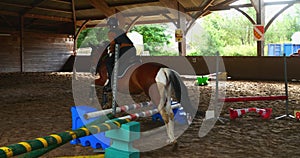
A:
[[116, 13, 126, 30], [71, 0, 77, 54], [19, 15, 24, 72], [252, 0, 265, 56], [178, 5, 186, 56]]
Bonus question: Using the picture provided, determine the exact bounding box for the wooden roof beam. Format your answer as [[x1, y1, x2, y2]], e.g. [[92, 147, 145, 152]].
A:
[[108, 0, 159, 7], [0, 11, 71, 23], [192, 0, 215, 19], [50, 0, 71, 5], [20, 0, 48, 15], [34, 7, 72, 14], [87, 0, 115, 17], [207, 3, 253, 11], [0, 2, 31, 9], [24, 13, 72, 22], [159, 0, 179, 11], [0, 1, 71, 15], [0, 10, 19, 17], [87, 18, 176, 28], [123, 10, 169, 17]]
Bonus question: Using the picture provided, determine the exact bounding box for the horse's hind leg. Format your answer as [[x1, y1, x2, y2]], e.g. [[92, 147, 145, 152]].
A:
[[165, 84, 176, 144], [149, 81, 176, 144]]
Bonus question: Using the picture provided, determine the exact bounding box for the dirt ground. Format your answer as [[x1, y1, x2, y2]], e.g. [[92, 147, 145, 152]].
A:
[[0, 72, 300, 158]]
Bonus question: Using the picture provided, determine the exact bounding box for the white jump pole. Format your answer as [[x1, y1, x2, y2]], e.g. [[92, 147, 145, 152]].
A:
[[110, 103, 181, 121], [84, 101, 155, 119]]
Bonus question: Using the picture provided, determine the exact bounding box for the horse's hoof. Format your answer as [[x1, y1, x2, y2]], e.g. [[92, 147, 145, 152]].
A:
[[166, 140, 178, 151], [166, 139, 177, 144], [172, 141, 178, 151]]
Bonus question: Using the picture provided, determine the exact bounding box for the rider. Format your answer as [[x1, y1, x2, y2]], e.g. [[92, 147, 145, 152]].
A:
[[104, 17, 137, 92]]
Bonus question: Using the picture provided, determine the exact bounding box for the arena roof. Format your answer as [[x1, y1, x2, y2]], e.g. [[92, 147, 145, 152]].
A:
[[0, 0, 244, 34]]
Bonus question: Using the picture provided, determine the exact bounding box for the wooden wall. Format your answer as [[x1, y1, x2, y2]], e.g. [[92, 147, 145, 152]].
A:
[[0, 31, 72, 72], [1, 34, 299, 81], [66, 56, 300, 81], [0, 34, 20, 72], [146, 56, 300, 81]]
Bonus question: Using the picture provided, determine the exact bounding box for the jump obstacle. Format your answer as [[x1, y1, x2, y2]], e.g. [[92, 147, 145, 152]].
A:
[[72, 101, 187, 150], [0, 102, 185, 158], [205, 52, 293, 121]]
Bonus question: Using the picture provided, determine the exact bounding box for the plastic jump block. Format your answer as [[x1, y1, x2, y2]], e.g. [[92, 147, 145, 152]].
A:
[[151, 102, 188, 125], [105, 122, 140, 158], [196, 76, 209, 86], [70, 106, 111, 150]]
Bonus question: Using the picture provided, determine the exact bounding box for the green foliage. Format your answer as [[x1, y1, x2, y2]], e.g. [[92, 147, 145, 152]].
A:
[[191, 5, 300, 56], [131, 24, 172, 55], [196, 9, 256, 56], [220, 45, 256, 56], [77, 27, 108, 48], [265, 5, 300, 44]]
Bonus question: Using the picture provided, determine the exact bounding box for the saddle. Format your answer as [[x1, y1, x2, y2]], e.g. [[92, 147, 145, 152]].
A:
[[116, 56, 141, 78], [117, 63, 137, 78]]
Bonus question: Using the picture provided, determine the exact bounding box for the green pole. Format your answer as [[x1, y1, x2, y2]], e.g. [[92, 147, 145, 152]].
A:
[[0, 118, 130, 158]]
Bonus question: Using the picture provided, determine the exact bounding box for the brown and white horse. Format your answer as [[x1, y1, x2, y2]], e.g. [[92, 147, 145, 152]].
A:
[[92, 45, 195, 145]]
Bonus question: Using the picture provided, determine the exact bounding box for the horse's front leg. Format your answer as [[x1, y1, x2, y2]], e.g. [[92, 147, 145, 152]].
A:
[[101, 90, 109, 108], [165, 84, 176, 145]]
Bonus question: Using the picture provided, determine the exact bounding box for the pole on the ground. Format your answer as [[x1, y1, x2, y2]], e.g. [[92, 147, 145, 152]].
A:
[[275, 53, 295, 120], [0, 119, 131, 158]]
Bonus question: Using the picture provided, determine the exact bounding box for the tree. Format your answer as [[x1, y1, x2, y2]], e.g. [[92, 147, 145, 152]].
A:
[[265, 4, 300, 44], [131, 24, 173, 55], [77, 27, 108, 48]]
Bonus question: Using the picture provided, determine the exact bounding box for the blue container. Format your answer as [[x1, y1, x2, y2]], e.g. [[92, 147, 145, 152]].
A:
[[268, 44, 282, 56], [283, 43, 293, 56], [283, 43, 300, 56]]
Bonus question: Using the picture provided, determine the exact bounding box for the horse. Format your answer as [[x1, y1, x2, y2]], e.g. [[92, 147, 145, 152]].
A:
[[91, 44, 196, 146]]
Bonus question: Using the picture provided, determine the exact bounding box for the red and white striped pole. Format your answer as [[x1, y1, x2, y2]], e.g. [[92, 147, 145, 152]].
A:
[[229, 107, 272, 119]]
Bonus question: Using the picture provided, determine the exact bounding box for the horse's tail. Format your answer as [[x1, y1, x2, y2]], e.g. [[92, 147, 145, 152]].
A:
[[168, 69, 197, 117]]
